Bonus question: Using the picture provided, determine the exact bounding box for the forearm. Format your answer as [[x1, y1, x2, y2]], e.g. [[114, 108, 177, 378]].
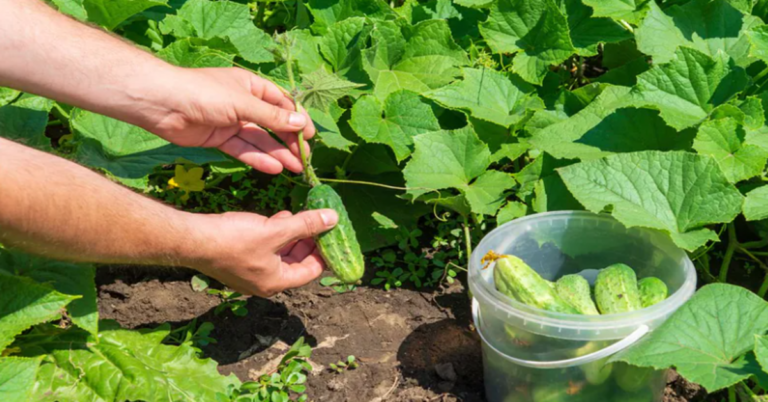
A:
[[0, 0, 178, 129], [0, 137, 205, 266]]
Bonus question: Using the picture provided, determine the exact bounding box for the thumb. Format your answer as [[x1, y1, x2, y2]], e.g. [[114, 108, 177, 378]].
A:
[[235, 96, 308, 133], [273, 209, 338, 244]]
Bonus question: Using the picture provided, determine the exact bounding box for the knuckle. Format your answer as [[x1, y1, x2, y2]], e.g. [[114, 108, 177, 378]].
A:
[[270, 106, 286, 124], [301, 214, 319, 236]]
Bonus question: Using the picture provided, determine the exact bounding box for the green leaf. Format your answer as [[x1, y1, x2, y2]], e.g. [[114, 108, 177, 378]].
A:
[[565, 0, 632, 57], [404, 126, 514, 215], [744, 185, 768, 221], [531, 86, 694, 160], [307, 0, 395, 34], [371, 212, 399, 229], [635, 0, 760, 67], [514, 152, 575, 197], [411, 0, 462, 22], [0, 275, 77, 350], [425, 67, 543, 128], [19, 322, 240, 402], [298, 69, 363, 113], [157, 39, 234, 68], [82, 0, 168, 30], [693, 117, 768, 183], [0, 88, 20, 108], [463, 170, 516, 215], [71, 110, 227, 189], [318, 17, 371, 82], [50, 0, 88, 21], [497, 201, 528, 225], [404, 126, 489, 198], [558, 151, 744, 251], [0, 250, 98, 336], [307, 108, 355, 152], [614, 284, 768, 391], [336, 174, 430, 251], [630, 47, 749, 131], [0, 95, 54, 151], [754, 335, 768, 384], [362, 20, 468, 100], [346, 143, 400, 175], [455, 0, 494, 7], [480, 0, 574, 84], [0, 356, 43, 402], [350, 90, 440, 162], [176, 0, 274, 64], [582, 0, 649, 24], [281, 30, 327, 74]]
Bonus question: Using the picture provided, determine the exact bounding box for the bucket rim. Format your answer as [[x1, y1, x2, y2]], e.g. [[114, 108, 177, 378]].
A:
[[468, 210, 697, 333]]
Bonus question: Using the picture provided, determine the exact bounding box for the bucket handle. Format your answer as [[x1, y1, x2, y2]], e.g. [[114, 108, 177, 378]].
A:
[[472, 298, 649, 369]]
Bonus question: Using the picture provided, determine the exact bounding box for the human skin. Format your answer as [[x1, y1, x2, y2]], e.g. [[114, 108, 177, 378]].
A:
[[0, 0, 335, 297]]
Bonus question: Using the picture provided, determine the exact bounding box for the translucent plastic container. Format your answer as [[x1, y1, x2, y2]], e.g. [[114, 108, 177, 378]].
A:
[[469, 211, 697, 402]]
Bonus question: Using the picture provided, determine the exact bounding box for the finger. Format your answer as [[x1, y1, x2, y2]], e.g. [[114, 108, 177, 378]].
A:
[[249, 74, 296, 110], [234, 96, 309, 134], [272, 209, 338, 246], [280, 251, 325, 290], [237, 125, 304, 173], [218, 136, 283, 174], [274, 130, 312, 158], [272, 210, 293, 219], [247, 74, 316, 138], [284, 238, 316, 264]]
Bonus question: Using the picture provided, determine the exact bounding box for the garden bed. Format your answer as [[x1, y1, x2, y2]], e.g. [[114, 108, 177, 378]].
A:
[[96, 265, 709, 402]]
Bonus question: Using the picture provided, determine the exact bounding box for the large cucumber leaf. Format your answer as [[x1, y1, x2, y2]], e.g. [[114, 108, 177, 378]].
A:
[[558, 151, 743, 251], [0, 250, 98, 336], [71, 110, 227, 189], [403, 126, 516, 215], [613, 284, 768, 392], [0, 356, 44, 402], [0, 275, 77, 350], [14, 322, 239, 402]]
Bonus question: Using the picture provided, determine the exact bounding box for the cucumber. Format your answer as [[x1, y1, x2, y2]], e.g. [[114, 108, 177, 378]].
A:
[[594, 263, 642, 314], [638, 277, 668, 308], [574, 343, 612, 385], [486, 252, 580, 314], [555, 275, 599, 315], [504, 324, 536, 348], [614, 362, 654, 393], [532, 382, 608, 402], [306, 185, 364, 284]]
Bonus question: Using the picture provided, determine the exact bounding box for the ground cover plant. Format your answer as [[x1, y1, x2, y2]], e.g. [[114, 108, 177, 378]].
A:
[[7, 0, 768, 400]]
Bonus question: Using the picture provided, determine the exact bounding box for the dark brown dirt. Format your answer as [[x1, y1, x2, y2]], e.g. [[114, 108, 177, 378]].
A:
[[96, 265, 710, 402]]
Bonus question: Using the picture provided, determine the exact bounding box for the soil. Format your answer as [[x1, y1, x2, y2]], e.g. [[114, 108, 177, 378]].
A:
[[96, 265, 710, 402]]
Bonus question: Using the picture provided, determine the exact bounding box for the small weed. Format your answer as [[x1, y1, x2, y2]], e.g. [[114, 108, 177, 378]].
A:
[[329, 356, 359, 373], [319, 276, 356, 293], [166, 319, 217, 350], [208, 288, 249, 317], [229, 337, 313, 402]]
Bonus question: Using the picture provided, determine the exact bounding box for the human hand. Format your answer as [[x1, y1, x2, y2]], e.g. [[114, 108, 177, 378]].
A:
[[186, 209, 337, 297], [141, 67, 316, 174]]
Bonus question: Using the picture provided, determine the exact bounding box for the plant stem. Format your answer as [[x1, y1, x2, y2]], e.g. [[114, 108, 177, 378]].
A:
[[758, 273, 768, 298], [463, 215, 472, 265], [283, 35, 320, 188], [318, 177, 435, 192], [728, 386, 736, 402], [741, 238, 768, 249], [254, 2, 266, 29], [719, 223, 738, 283]]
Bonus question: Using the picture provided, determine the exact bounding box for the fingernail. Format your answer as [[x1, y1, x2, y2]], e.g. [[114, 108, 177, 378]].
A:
[[289, 112, 306, 127], [320, 210, 338, 227]]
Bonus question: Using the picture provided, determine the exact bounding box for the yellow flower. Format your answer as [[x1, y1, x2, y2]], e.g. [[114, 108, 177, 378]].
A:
[[168, 165, 205, 192]]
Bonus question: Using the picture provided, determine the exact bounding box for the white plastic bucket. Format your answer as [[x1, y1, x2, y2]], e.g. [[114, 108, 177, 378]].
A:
[[469, 211, 697, 402]]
